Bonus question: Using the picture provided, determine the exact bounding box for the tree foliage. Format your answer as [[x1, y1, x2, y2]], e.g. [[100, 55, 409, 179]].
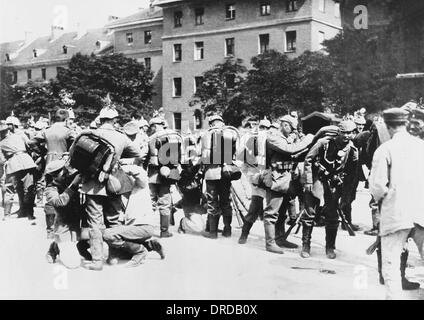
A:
[[189, 57, 247, 126]]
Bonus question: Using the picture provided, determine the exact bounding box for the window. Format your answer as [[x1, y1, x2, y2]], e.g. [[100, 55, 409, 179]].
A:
[[174, 11, 183, 27], [195, 8, 204, 25], [41, 68, 46, 80], [334, 2, 340, 18], [260, 3, 271, 16], [144, 30, 152, 44], [225, 38, 235, 56], [194, 109, 202, 129], [318, 0, 325, 12], [286, 31, 296, 52], [27, 69, 32, 80], [62, 45, 68, 54], [144, 57, 151, 70], [318, 31, 325, 50], [173, 44, 182, 62], [173, 78, 182, 97], [225, 74, 235, 88], [5, 53, 10, 61], [259, 34, 269, 54], [194, 76, 204, 93], [126, 33, 133, 45], [95, 41, 101, 49], [286, 0, 298, 12], [33, 49, 37, 58], [12, 71, 17, 84], [194, 41, 204, 60], [174, 112, 182, 131], [226, 4, 236, 20]]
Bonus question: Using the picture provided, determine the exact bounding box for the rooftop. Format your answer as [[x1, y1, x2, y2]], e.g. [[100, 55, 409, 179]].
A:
[[105, 6, 163, 29]]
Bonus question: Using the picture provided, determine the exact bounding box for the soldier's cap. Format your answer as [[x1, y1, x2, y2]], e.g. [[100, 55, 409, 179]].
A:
[[383, 108, 409, 124], [270, 122, 280, 129], [411, 108, 424, 121], [123, 121, 139, 136], [208, 114, 224, 124], [338, 120, 357, 133], [354, 116, 366, 125], [99, 106, 119, 119], [149, 117, 166, 126], [45, 159, 66, 175], [138, 119, 149, 128], [258, 119, 271, 128], [5, 116, 20, 127], [279, 115, 297, 129]]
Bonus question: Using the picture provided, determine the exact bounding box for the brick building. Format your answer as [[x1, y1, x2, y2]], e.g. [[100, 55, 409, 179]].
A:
[[157, 0, 342, 131], [105, 5, 164, 108]]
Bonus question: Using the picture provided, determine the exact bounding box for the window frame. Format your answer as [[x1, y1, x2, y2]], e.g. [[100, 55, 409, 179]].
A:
[[12, 71, 17, 84], [173, 44, 182, 62], [126, 32, 134, 45], [27, 69, 32, 80], [259, 34, 270, 54], [225, 38, 235, 57], [260, 2, 271, 16], [144, 57, 151, 70], [195, 7, 204, 25], [144, 30, 152, 45], [194, 41, 204, 61], [194, 76, 204, 93], [225, 4, 236, 20], [173, 77, 182, 97], [174, 11, 183, 27], [286, 0, 298, 12], [285, 30, 297, 52], [41, 68, 46, 80], [174, 112, 182, 131]]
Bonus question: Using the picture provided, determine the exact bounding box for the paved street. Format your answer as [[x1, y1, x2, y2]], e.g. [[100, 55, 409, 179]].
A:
[[0, 187, 423, 300]]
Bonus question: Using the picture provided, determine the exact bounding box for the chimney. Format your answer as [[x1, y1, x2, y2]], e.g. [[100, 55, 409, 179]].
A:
[[108, 15, 119, 21], [50, 25, 65, 41]]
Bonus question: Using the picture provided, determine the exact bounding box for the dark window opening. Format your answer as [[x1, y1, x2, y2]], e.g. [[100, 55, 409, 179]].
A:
[[174, 11, 183, 27]]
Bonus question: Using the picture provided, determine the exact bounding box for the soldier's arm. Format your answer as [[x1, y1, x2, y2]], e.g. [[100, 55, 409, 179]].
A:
[[122, 138, 144, 166], [44, 186, 76, 207], [369, 146, 389, 201], [303, 138, 325, 184], [267, 133, 314, 155]]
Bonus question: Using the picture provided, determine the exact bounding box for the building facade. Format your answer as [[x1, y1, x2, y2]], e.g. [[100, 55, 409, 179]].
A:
[[105, 6, 164, 109], [158, 0, 342, 131]]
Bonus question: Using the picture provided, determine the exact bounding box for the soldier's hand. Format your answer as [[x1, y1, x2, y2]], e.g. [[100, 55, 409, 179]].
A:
[[304, 183, 313, 193]]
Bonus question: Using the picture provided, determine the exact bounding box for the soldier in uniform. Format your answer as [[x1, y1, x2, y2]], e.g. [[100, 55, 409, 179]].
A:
[[237, 119, 270, 244], [201, 115, 239, 239], [145, 117, 181, 238], [301, 120, 358, 259], [76, 103, 144, 271], [260, 116, 314, 253], [369, 108, 424, 299], [0, 117, 38, 221]]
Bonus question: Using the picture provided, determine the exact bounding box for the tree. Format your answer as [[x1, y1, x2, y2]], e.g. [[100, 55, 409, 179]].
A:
[[189, 57, 247, 126], [50, 53, 155, 124]]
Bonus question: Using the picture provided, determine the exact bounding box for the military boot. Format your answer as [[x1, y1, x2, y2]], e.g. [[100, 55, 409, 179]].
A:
[[222, 215, 232, 237], [300, 225, 313, 258], [2, 201, 13, 221], [401, 250, 420, 290], [264, 223, 284, 254], [160, 215, 173, 238], [46, 242, 60, 263], [203, 214, 219, 239], [325, 225, 338, 259], [76, 240, 92, 261], [275, 217, 298, 249], [145, 239, 165, 259], [238, 221, 253, 244], [122, 242, 147, 268], [83, 229, 104, 271]]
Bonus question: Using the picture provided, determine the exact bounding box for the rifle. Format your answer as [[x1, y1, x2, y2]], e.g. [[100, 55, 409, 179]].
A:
[[274, 208, 306, 243], [230, 185, 249, 213], [230, 190, 245, 227], [320, 170, 356, 237], [366, 236, 380, 255]]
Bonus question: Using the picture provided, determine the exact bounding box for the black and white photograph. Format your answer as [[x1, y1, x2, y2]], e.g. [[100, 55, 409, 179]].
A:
[[1, 0, 424, 306]]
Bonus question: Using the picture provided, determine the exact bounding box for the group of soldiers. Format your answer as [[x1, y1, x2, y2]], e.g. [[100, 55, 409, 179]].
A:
[[1, 96, 424, 299]]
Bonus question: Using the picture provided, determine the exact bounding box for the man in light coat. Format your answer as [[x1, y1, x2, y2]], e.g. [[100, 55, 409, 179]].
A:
[[369, 107, 424, 299]]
